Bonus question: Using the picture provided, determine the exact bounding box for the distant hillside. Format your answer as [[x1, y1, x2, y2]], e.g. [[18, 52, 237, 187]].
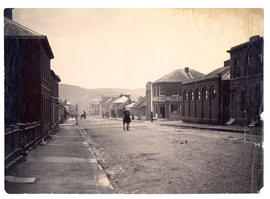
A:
[[59, 83, 145, 111]]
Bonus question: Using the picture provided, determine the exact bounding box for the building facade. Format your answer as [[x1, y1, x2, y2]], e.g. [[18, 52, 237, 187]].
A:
[[50, 70, 61, 130], [4, 13, 61, 137], [146, 67, 204, 120], [227, 35, 263, 126], [182, 63, 230, 124]]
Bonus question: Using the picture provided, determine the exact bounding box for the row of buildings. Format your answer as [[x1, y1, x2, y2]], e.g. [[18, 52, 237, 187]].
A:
[[5, 9, 65, 167], [90, 94, 147, 120], [145, 35, 263, 126], [92, 35, 263, 126]]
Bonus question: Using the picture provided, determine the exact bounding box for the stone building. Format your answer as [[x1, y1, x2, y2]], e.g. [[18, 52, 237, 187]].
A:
[[182, 61, 230, 124], [227, 35, 263, 126], [146, 67, 204, 120]]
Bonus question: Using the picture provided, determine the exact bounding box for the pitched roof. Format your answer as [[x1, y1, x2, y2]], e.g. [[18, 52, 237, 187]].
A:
[[4, 17, 54, 59], [125, 102, 136, 108], [4, 17, 43, 37], [183, 66, 230, 84], [154, 68, 204, 83], [133, 96, 146, 108], [203, 66, 230, 80], [113, 96, 129, 104]]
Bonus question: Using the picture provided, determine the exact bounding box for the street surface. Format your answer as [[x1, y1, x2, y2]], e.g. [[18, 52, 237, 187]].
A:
[[79, 116, 263, 194]]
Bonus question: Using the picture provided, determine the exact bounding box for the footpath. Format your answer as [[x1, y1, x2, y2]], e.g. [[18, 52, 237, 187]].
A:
[[5, 121, 114, 194], [103, 116, 262, 134]]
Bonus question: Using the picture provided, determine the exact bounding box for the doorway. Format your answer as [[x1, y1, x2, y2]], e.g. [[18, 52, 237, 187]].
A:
[[160, 106, 165, 118]]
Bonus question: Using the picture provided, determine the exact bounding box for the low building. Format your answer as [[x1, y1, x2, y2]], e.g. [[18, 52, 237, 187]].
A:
[[227, 35, 263, 126], [133, 97, 147, 120], [112, 94, 131, 118], [104, 97, 116, 117], [146, 67, 204, 120], [182, 61, 230, 124]]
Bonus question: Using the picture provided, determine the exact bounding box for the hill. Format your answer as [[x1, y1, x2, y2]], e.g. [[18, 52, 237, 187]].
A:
[[59, 83, 146, 111]]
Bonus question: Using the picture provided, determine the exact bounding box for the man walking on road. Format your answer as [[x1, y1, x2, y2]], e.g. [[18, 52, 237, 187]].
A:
[[122, 108, 131, 131]]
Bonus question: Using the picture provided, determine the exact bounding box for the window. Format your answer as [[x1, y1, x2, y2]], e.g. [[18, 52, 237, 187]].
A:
[[160, 84, 178, 96], [202, 88, 208, 100], [211, 88, 216, 100], [171, 104, 179, 114], [184, 91, 188, 101], [191, 91, 194, 101], [195, 89, 201, 101], [234, 58, 240, 77]]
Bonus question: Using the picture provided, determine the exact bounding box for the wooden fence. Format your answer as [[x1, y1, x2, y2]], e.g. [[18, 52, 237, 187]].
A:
[[5, 121, 42, 170]]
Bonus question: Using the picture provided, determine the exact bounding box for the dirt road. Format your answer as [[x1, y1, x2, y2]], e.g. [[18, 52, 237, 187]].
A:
[[79, 117, 263, 194]]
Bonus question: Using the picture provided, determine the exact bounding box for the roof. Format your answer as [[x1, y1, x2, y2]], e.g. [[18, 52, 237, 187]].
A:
[[183, 66, 230, 85], [227, 35, 263, 53], [133, 97, 146, 108], [4, 17, 43, 37], [113, 96, 129, 104], [4, 17, 54, 59], [203, 66, 230, 80], [125, 103, 136, 108], [51, 70, 61, 82], [154, 68, 204, 83]]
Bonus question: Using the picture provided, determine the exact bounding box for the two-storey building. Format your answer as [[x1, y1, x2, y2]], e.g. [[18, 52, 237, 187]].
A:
[[146, 67, 204, 120], [227, 36, 263, 126]]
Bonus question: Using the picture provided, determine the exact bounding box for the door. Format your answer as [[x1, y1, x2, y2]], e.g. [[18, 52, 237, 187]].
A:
[[160, 106, 165, 118]]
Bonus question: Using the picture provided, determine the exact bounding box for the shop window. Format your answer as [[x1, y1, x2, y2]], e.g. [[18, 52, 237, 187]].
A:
[[171, 104, 179, 114]]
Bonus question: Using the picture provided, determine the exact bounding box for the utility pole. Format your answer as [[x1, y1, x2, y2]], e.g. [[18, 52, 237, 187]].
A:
[[75, 104, 78, 125]]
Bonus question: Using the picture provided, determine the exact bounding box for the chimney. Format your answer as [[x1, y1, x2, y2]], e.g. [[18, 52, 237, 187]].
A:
[[4, 8, 13, 20], [184, 67, 189, 73]]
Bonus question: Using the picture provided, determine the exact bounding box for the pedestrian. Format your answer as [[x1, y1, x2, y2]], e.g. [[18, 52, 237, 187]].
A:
[[122, 108, 131, 131], [150, 111, 153, 122]]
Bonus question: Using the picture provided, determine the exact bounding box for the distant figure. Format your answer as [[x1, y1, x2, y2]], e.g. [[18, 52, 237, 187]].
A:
[[80, 111, 86, 119], [150, 111, 153, 122], [123, 109, 131, 131]]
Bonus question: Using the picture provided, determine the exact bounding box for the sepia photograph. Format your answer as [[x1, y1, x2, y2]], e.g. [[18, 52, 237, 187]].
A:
[[3, 6, 265, 195]]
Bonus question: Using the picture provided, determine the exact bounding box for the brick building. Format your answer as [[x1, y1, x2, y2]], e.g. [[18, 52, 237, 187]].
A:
[[146, 68, 204, 120], [182, 62, 230, 124], [227, 35, 263, 126]]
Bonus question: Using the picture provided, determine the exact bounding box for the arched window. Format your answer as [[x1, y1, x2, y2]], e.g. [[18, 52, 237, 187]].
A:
[[195, 89, 201, 101], [184, 91, 188, 101], [189, 90, 193, 101], [211, 87, 216, 100], [191, 90, 194, 101], [202, 88, 208, 100]]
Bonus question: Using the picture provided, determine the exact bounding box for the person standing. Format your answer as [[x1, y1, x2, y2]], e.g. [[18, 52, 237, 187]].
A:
[[123, 109, 131, 131]]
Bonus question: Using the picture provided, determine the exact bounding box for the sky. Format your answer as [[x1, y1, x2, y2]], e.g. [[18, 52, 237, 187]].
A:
[[13, 8, 263, 89]]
